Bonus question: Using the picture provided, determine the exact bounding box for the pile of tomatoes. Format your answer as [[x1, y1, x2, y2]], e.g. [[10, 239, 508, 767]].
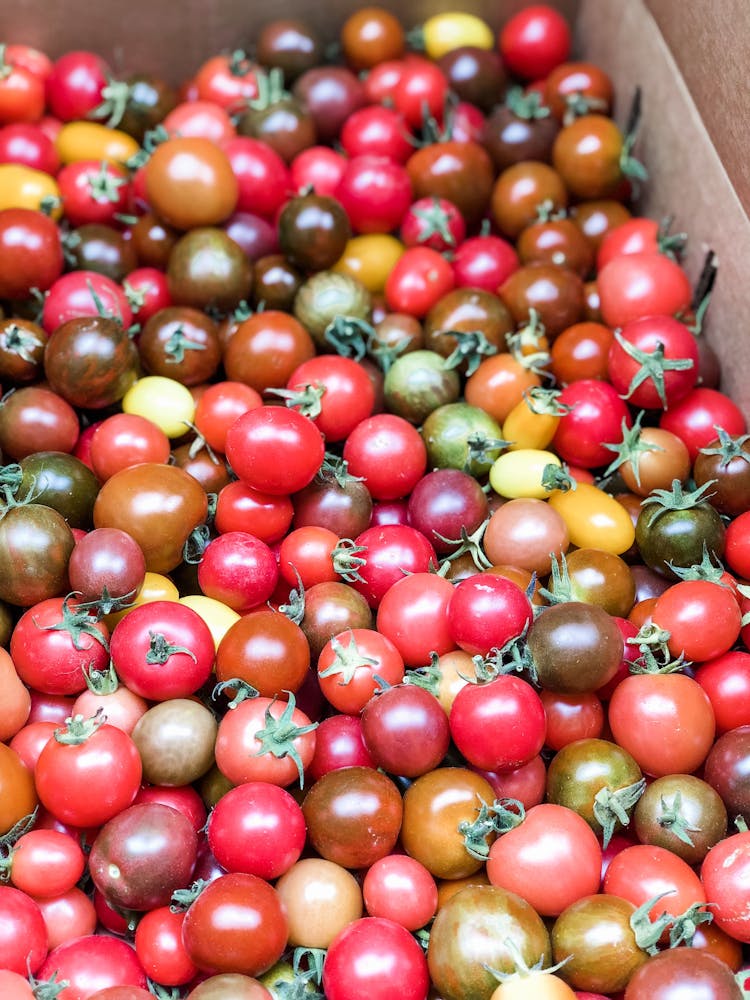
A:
[[0, 4, 749, 999]]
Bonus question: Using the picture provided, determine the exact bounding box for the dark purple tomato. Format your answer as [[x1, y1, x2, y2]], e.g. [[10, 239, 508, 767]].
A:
[[88, 802, 198, 911], [703, 726, 750, 823], [43, 316, 139, 410], [361, 684, 450, 777], [67, 527, 146, 605]]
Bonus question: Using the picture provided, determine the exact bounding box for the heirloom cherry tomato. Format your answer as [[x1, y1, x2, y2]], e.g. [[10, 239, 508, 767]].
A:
[[500, 5, 571, 79]]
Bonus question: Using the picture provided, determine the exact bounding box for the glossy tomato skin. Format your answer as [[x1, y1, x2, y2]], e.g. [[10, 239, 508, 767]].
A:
[[487, 803, 602, 917], [323, 917, 430, 1000], [226, 405, 324, 495], [695, 651, 750, 732], [553, 379, 632, 468], [701, 831, 750, 943], [500, 5, 571, 79], [35, 720, 142, 828], [448, 572, 533, 657], [182, 873, 287, 977], [597, 252, 692, 328], [88, 802, 199, 911], [428, 884, 551, 999], [608, 315, 699, 410], [349, 525, 437, 608], [624, 949, 744, 1000], [134, 907, 197, 987], [343, 414, 427, 500], [207, 782, 306, 880], [302, 766, 402, 869], [198, 531, 279, 613], [361, 683, 450, 777], [109, 600, 214, 701], [37, 935, 148, 997], [450, 676, 546, 771], [0, 886, 47, 975], [0, 207, 62, 298]]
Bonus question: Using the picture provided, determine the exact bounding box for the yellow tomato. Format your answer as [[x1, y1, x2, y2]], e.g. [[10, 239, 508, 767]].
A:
[[178, 595, 240, 651], [103, 572, 179, 630], [56, 121, 140, 165], [333, 234, 404, 293], [422, 13, 494, 59], [0, 164, 61, 218], [503, 387, 569, 451], [490, 449, 561, 499], [548, 483, 636, 554], [122, 376, 196, 438]]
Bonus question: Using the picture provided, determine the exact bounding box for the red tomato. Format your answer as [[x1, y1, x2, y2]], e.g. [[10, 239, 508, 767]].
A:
[[6, 829, 85, 898], [451, 233, 520, 292], [500, 5, 572, 79], [487, 803, 601, 916], [0, 121, 59, 172], [215, 480, 293, 543], [45, 50, 109, 120], [323, 917, 430, 1000], [335, 154, 412, 234], [0, 207, 63, 299], [284, 354, 376, 441], [608, 315, 699, 410], [448, 572, 533, 657], [134, 907, 197, 986], [653, 580, 742, 663], [553, 378, 632, 468], [35, 716, 142, 827], [400, 196, 466, 252], [57, 159, 131, 227], [607, 672, 715, 777], [222, 136, 291, 219], [701, 831, 750, 943], [450, 674, 546, 770], [162, 100, 236, 143], [198, 531, 279, 613], [598, 252, 692, 327], [308, 713, 376, 781], [343, 414, 427, 500], [225, 405, 325, 496], [207, 781, 306, 880], [109, 601, 215, 700], [290, 145, 348, 196], [347, 524, 437, 608], [317, 627, 405, 714], [37, 935, 147, 996], [376, 572, 455, 666], [193, 380, 263, 454], [0, 886, 47, 974], [384, 246, 455, 317], [604, 843, 706, 922], [340, 105, 413, 164], [659, 387, 747, 462], [279, 526, 338, 588], [42, 270, 133, 333], [194, 51, 259, 109], [363, 855, 437, 930]]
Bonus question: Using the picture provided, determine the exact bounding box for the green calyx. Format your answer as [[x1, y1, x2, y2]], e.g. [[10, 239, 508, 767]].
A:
[[463, 431, 511, 473], [145, 630, 196, 665], [542, 463, 577, 494], [656, 215, 688, 261], [54, 709, 107, 746], [331, 537, 367, 583], [317, 631, 378, 685], [404, 652, 443, 695], [268, 382, 326, 419], [35, 593, 110, 654], [471, 629, 536, 685], [459, 798, 525, 861], [82, 660, 120, 695], [666, 541, 731, 587], [613, 331, 694, 409], [538, 552, 573, 604], [163, 325, 208, 364], [524, 385, 572, 417], [592, 778, 646, 848], [246, 67, 289, 111], [411, 196, 458, 247], [170, 878, 209, 912], [603, 411, 663, 486], [277, 565, 305, 625], [88, 77, 131, 128], [655, 790, 701, 848], [433, 519, 492, 571], [3, 322, 45, 363], [505, 85, 551, 121], [443, 330, 498, 377], [625, 622, 688, 674], [253, 691, 318, 789], [485, 938, 570, 982], [698, 425, 750, 468], [211, 677, 259, 709], [88, 160, 129, 204], [125, 124, 169, 170], [324, 315, 373, 361], [640, 477, 717, 521], [29, 971, 71, 1000], [315, 451, 364, 489]]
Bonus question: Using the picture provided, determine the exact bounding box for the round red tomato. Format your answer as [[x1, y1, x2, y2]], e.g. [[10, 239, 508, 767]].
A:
[[198, 531, 279, 613], [653, 580, 742, 663], [701, 831, 750, 943], [376, 571, 455, 666], [384, 246, 455, 318], [109, 601, 215, 701], [323, 917, 430, 1000], [181, 873, 288, 976], [226, 405, 325, 495], [317, 627, 404, 714], [37, 935, 147, 996], [500, 5, 572, 79], [347, 524, 437, 608], [448, 572, 533, 657], [284, 354, 376, 441], [598, 252, 692, 328], [0, 886, 47, 975], [0, 207, 62, 299], [335, 154, 412, 234], [450, 674, 546, 770], [695, 652, 750, 733], [343, 414, 427, 500], [207, 781, 306, 880], [553, 378, 632, 468]]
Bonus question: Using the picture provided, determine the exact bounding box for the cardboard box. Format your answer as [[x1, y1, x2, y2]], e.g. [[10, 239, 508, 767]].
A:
[[10, 0, 750, 416]]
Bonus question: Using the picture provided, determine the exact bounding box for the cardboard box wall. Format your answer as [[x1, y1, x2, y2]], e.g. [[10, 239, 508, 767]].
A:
[[9, 0, 750, 417]]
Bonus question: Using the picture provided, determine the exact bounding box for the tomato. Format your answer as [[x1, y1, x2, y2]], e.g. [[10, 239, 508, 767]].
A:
[[608, 672, 715, 777], [0, 886, 47, 974], [608, 315, 699, 410], [226, 405, 324, 496], [376, 571, 455, 666], [334, 154, 412, 235], [343, 413, 427, 500], [361, 681, 450, 778], [323, 917, 430, 1000], [275, 856, 363, 950], [624, 949, 745, 1000], [484, 496, 569, 576], [598, 252, 692, 328], [0, 207, 62, 299], [317, 627, 404, 714], [451, 674, 546, 770], [552, 379, 632, 469], [0, 163, 61, 216], [55, 121, 139, 164], [0, 649, 31, 744], [42, 270, 132, 333], [198, 531, 279, 613], [215, 693, 317, 788], [37, 935, 147, 998], [145, 136, 238, 230], [487, 804, 601, 917], [89, 801, 198, 914], [384, 246, 455, 318], [208, 781, 306, 880], [659, 386, 747, 462], [35, 715, 142, 828], [452, 233, 520, 292], [604, 843, 706, 926], [283, 354, 375, 442], [134, 907, 197, 986], [548, 483, 636, 555], [653, 580, 741, 662], [448, 572, 533, 657], [695, 651, 750, 732], [303, 764, 402, 871], [500, 5, 571, 79], [89, 413, 170, 481], [346, 524, 436, 609], [701, 830, 750, 943]]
